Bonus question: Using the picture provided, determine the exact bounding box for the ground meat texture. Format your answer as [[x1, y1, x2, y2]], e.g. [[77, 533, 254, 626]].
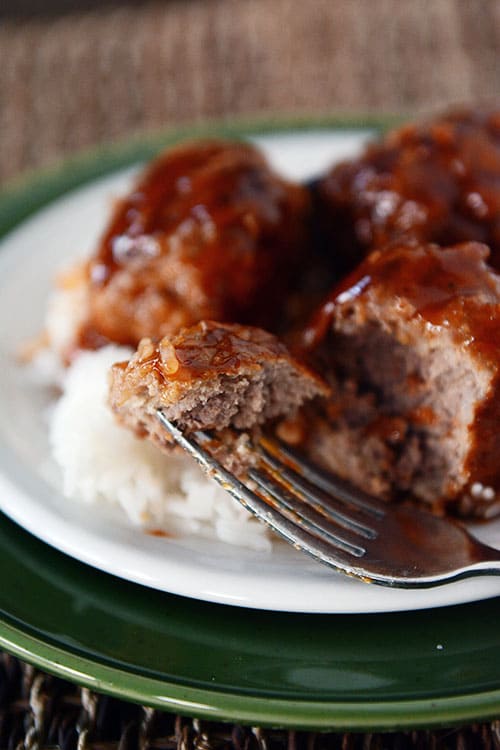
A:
[[314, 109, 500, 276], [109, 321, 328, 463], [298, 241, 500, 517], [79, 140, 310, 349]]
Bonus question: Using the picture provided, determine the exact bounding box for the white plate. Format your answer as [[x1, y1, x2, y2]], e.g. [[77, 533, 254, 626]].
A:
[[2, 129, 500, 614]]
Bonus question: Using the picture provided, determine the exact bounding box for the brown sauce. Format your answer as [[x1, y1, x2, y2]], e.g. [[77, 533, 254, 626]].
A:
[[132, 322, 289, 385], [303, 241, 500, 362], [78, 140, 310, 348], [72, 113, 500, 512], [146, 528, 174, 538], [318, 109, 500, 275], [301, 240, 500, 499]]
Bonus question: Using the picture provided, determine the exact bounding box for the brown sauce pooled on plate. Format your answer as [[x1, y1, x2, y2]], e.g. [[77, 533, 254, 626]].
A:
[[146, 528, 174, 538]]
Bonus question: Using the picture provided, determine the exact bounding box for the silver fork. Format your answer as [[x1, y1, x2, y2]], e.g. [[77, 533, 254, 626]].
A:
[[156, 411, 500, 588]]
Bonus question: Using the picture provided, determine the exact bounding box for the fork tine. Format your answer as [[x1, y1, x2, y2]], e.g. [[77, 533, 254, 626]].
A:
[[188, 428, 370, 545], [156, 411, 364, 570], [259, 435, 386, 519], [252, 456, 377, 540], [194, 426, 376, 541], [166, 419, 376, 542], [248, 466, 368, 555], [157, 412, 500, 588], [256, 443, 383, 535], [194, 428, 384, 521]]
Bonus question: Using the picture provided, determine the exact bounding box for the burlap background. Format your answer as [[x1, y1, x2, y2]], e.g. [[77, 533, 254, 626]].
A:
[[1, 0, 499, 184]]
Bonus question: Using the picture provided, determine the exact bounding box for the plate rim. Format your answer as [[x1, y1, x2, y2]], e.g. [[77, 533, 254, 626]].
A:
[[0, 113, 403, 241], [3, 114, 500, 729], [3, 610, 500, 731]]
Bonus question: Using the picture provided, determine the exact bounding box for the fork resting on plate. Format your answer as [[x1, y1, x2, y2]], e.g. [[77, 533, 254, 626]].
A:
[[156, 411, 500, 588]]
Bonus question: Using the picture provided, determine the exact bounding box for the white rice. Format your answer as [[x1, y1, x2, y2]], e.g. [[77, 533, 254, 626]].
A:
[[48, 345, 273, 552], [42, 264, 90, 363]]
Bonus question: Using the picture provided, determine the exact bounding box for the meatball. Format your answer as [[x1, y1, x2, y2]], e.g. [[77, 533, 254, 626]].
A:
[[315, 109, 500, 275], [79, 140, 311, 348], [298, 241, 500, 517], [109, 321, 328, 471]]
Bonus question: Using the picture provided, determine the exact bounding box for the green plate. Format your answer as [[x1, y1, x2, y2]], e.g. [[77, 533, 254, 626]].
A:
[[1, 116, 500, 731], [2, 512, 500, 731]]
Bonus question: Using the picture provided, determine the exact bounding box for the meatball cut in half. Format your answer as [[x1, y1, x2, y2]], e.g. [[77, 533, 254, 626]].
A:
[[300, 241, 500, 517], [109, 321, 328, 462], [314, 109, 500, 276], [78, 140, 310, 350]]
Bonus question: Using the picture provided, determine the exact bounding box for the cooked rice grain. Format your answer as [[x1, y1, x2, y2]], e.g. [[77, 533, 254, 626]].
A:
[[48, 346, 272, 551]]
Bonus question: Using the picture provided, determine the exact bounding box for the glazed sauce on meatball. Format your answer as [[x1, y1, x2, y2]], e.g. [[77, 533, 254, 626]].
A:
[[316, 109, 500, 275], [301, 240, 500, 503], [79, 140, 310, 348]]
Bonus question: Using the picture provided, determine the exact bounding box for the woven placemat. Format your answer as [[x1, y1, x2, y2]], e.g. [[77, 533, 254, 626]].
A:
[[0, 653, 498, 750]]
